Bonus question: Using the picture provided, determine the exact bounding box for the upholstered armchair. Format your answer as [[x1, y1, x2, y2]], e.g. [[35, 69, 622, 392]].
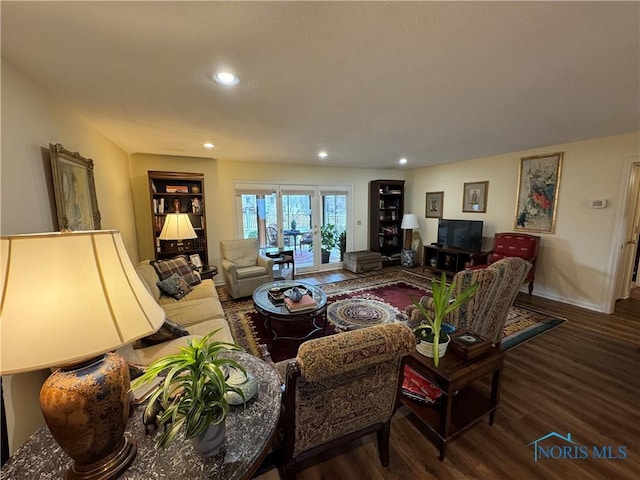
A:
[[406, 267, 500, 336], [407, 257, 532, 345], [219, 238, 274, 299], [472, 232, 540, 295], [276, 323, 415, 480]]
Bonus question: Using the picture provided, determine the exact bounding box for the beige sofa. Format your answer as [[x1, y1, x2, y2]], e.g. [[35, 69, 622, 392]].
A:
[[118, 260, 233, 365]]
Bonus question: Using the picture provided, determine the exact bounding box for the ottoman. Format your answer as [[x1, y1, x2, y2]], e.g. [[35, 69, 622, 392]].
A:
[[343, 250, 382, 273]]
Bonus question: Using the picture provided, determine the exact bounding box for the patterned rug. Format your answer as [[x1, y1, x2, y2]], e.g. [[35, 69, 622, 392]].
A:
[[327, 298, 400, 330], [222, 270, 566, 362]]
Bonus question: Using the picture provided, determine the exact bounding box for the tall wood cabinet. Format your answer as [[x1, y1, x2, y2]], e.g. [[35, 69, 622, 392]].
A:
[[369, 179, 405, 265], [148, 171, 208, 265]]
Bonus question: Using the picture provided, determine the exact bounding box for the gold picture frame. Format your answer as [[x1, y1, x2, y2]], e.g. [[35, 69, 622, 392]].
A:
[[514, 152, 563, 233], [50, 143, 101, 231], [425, 191, 444, 218], [462, 181, 488, 213]]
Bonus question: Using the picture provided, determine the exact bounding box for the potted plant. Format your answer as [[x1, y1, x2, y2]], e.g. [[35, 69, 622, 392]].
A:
[[131, 330, 247, 456], [411, 273, 478, 366], [338, 230, 347, 261], [320, 224, 338, 263]]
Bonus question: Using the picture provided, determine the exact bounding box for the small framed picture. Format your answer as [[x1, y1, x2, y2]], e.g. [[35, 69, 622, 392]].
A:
[[463, 181, 488, 213], [189, 254, 203, 268], [425, 191, 444, 218]]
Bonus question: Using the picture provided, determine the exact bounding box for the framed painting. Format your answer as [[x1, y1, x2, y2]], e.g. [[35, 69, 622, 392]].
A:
[[50, 143, 101, 231], [425, 191, 444, 218], [462, 181, 488, 213], [514, 152, 563, 233]]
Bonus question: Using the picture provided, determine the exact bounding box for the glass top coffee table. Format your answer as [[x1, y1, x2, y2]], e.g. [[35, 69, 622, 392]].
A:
[[253, 280, 328, 340]]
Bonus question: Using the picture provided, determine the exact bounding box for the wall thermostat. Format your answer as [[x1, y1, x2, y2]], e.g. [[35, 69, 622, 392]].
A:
[[591, 199, 607, 209]]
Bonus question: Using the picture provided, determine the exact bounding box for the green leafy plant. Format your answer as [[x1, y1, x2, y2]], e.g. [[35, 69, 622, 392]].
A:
[[338, 230, 347, 261], [131, 330, 246, 448], [321, 224, 338, 251], [411, 272, 479, 366]]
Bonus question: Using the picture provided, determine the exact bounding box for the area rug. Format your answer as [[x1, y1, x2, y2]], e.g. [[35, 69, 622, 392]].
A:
[[327, 298, 400, 330], [222, 270, 567, 362]]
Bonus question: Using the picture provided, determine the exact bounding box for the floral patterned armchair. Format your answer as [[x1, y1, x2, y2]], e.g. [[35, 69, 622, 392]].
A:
[[277, 323, 415, 480]]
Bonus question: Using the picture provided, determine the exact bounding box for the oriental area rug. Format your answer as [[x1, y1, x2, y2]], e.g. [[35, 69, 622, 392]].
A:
[[221, 270, 566, 362]]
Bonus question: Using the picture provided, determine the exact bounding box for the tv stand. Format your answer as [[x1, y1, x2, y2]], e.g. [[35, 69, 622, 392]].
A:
[[422, 245, 484, 276]]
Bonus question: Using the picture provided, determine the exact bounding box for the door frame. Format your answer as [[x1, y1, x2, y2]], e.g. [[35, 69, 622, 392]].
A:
[[234, 182, 352, 275], [605, 158, 640, 313]]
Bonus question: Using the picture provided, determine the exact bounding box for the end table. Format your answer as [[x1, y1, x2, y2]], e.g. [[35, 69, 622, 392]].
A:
[[197, 265, 218, 280], [400, 347, 505, 460]]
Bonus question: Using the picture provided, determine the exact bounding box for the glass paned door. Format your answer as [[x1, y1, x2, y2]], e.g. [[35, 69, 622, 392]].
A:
[[281, 189, 317, 272], [236, 190, 277, 248], [320, 192, 348, 266], [236, 184, 351, 275]]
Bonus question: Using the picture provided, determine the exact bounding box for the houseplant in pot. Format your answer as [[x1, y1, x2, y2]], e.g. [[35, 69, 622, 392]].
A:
[[131, 330, 247, 456], [320, 224, 338, 263], [411, 272, 478, 366], [338, 230, 347, 261]]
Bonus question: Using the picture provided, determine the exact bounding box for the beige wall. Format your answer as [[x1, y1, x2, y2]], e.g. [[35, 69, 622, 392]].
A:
[[404, 132, 640, 311], [130, 153, 403, 270], [1, 59, 139, 453]]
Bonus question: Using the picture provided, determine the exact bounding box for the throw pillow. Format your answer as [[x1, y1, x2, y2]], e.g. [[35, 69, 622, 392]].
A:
[[133, 318, 189, 349], [156, 273, 193, 300], [151, 255, 201, 286]]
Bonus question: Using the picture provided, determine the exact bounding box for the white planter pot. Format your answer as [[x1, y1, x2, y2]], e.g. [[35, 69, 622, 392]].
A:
[[191, 422, 226, 457], [416, 336, 450, 359]]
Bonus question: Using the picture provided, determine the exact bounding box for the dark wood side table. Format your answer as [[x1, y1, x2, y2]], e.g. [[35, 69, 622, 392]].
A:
[[197, 265, 218, 280], [400, 348, 505, 460], [264, 248, 295, 280]]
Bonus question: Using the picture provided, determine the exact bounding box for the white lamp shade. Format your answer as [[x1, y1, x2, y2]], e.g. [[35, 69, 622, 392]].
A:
[[159, 213, 197, 240], [0, 230, 165, 374], [401, 213, 419, 229]]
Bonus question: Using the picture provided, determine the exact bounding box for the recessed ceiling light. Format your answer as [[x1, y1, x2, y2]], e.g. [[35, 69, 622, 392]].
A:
[[318, 151, 328, 159], [203, 143, 215, 149], [213, 72, 239, 86], [399, 158, 408, 165]]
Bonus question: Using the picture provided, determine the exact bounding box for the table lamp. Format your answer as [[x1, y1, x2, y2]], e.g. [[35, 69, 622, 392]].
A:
[[400, 213, 420, 267], [159, 213, 197, 252], [0, 230, 165, 480]]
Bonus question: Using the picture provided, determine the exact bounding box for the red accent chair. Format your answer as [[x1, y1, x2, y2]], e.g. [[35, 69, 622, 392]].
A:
[[472, 232, 540, 296]]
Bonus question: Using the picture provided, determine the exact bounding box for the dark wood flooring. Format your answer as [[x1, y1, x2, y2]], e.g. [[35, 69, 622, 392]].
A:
[[254, 266, 640, 480]]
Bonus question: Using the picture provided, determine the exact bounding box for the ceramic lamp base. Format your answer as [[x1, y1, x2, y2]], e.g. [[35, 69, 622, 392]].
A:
[[401, 249, 416, 267], [40, 353, 136, 480]]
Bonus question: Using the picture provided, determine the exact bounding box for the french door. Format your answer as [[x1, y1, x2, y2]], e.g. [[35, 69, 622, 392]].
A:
[[235, 183, 350, 274]]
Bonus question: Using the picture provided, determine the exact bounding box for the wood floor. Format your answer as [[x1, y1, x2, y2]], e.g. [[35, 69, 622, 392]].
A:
[[254, 266, 640, 480]]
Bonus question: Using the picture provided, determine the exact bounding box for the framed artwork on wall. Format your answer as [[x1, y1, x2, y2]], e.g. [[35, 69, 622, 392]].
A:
[[425, 191, 444, 218], [49, 143, 101, 231], [462, 181, 488, 213], [514, 152, 563, 233]]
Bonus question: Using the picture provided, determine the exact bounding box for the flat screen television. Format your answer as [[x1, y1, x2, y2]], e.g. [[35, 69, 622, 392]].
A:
[[437, 219, 483, 251]]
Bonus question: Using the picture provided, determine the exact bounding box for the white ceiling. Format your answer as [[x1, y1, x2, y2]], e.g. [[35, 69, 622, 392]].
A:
[[2, 1, 638, 169]]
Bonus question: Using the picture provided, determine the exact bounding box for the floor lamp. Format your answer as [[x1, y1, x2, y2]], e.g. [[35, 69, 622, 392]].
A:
[[0, 230, 165, 479], [400, 213, 419, 267]]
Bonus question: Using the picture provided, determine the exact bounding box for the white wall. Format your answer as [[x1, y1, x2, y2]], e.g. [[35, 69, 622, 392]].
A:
[[0, 59, 139, 454], [129, 153, 403, 270], [404, 132, 640, 311]]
